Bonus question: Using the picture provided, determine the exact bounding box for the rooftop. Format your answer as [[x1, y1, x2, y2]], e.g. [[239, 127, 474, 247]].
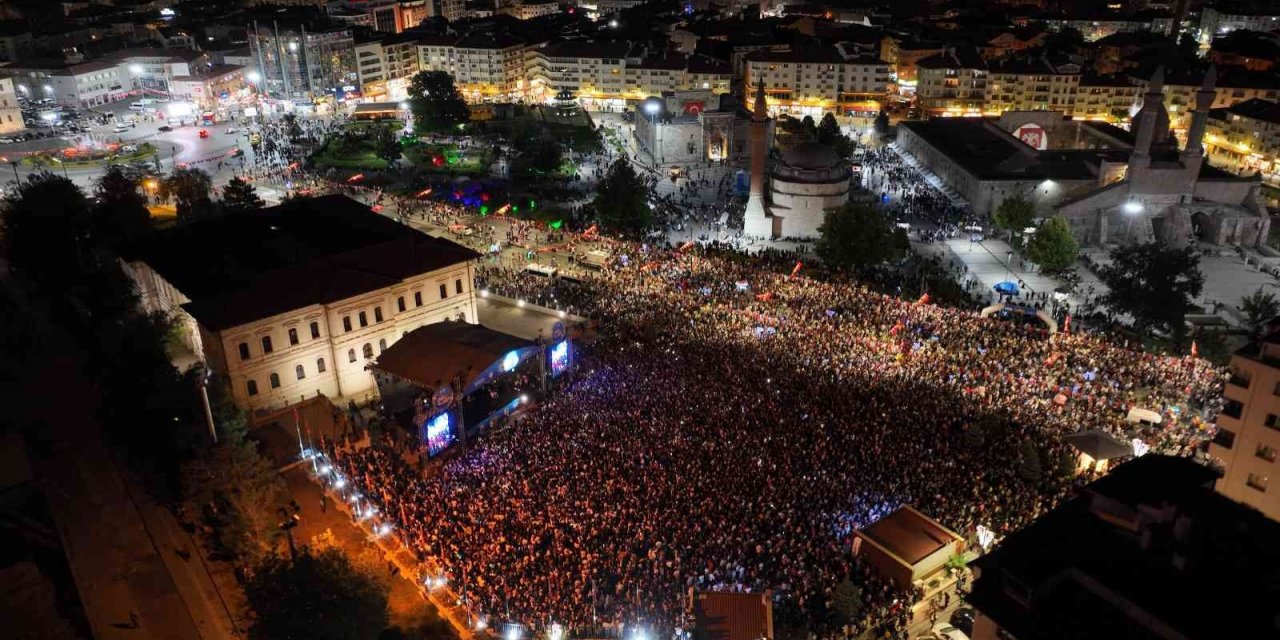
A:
[[126, 196, 479, 331], [858, 506, 961, 565], [690, 591, 773, 640], [1213, 97, 1280, 125], [373, 321, 533, 391], [969, 456, 1279, 640]]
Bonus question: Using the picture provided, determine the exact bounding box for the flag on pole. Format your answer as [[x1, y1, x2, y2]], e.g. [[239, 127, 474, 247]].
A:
[[915, 293, 930, 306], [788, 261, 803, 279]]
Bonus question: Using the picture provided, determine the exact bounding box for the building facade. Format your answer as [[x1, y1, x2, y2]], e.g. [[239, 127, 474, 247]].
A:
[[248, 21, 357, 102], [124, 196, 481, 413], [743, 47, 891, 119], [4, 59, 129, 107], [916, 48, 988, 116], [1204, 98, 1280, 185], [0, 76, 24, 134], [985, 57, 1082, 114], [1211, 336, 1280, 519], [1199, 4, 1280, 44]]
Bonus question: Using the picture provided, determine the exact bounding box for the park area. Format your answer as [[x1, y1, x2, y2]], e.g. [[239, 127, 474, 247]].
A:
[[21, 142, 158, 169]]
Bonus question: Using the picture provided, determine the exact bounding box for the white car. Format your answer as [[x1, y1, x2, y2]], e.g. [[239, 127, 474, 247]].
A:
[[225, 127, 237, 134], [931, 622, 970, 640], [113, 125, 130, 133]]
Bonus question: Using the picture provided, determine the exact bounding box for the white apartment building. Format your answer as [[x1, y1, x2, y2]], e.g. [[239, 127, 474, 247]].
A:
[[916, 47, 989, 116], [356, 33, 421, 100], [0, 76, 24, 134], [416, 33, 527, 101], [103, 48, 209, 96], [503, 0, 559, 19], [124, 195, 481, 413], [5, 59, 129, 107], [1209, 334, 1280, 521], [985, 57, 1082, 115], [1205, 98, 1280, 185], [527, 41, 632, 108], [1199, 3, 1280, 43], [744, 46, 892, 119]]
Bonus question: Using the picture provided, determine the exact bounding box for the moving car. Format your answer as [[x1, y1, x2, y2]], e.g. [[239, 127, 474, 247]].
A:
[[225, 127, 237, 135], [158, 125, 172, 132], [198, 129, 209, 139], [113, 124, 130, 133]]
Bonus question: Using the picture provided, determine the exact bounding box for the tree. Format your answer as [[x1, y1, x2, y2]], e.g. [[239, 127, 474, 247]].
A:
[[373, 126, 402, 167], [829, 579, 863, 627], [1017, 440, 1042, 483], [800, 115, 817, 139], [1241, 287, 1280, 335], [815, 203, 908, 274], [159, 167, 215, 221], [244, 547, 389, 640], [1098, 243, 1204, 345], [872, 111, 890, 145], [528, 141, 564, 174], [221, 177, 264, 213], [1, 171, 94, 287], [407, 70, 470, 133], [282, 113, 303, 141], [593, 158, 651, 237], [817, 113, 841, 144], [182, 408, 288, 564], [1025, 216, 1078, 274], [95, 165, 152, 244], [993, 194, 1035, 236]]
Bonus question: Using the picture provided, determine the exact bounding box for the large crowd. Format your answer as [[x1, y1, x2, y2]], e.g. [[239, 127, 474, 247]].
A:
[[331, 235, 1223, 640]]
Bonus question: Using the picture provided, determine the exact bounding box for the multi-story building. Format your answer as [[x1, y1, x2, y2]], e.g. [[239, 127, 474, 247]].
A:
[[1199, 2, 1280, 44], [880, 36, 943, 89], [916, 47, 988, 116], [168, 65, 248, 110], [0, 76, 25, 134], [329, 0, 402, 32], [424, 0, 466, 21], [502, 0, 559, 20], [1204, 98, 1280, 185], [985, 55, 1082, 114], [4, 59, 129, 107], [1070, 73, 1141, 122], [1211, 333, 1280, 518], [355, 33, 421, 100], [248, 20, 357, 102], [124, 195, 481, 413], [1044, 11, 1175, 41], [527, 41, 632, 109], [416, 33, 527, 102], [102, 48, 210, 96], [968, 455, 1280, 639], [743, 46, 891, 119], [1143, 67, 1280, 133]]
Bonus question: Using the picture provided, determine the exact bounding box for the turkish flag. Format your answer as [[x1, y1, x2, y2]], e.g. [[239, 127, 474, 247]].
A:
[[682, 101, 705, 115]]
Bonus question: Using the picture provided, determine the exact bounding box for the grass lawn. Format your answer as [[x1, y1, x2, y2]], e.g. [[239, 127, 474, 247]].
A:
[[23, 142, 158, 168]]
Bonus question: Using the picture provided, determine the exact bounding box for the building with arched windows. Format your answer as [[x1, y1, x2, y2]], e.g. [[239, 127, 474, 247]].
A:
[[124, 195, 480, 414]]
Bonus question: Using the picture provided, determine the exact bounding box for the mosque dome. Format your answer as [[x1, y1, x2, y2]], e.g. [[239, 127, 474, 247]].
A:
[[773, 141, 849, 183]]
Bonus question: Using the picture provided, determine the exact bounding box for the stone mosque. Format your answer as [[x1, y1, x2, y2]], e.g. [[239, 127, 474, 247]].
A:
[[743, 84, 855, 240]]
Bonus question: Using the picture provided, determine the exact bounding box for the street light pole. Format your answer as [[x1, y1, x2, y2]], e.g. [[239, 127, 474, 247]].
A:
[[199, 368, 218, 443]]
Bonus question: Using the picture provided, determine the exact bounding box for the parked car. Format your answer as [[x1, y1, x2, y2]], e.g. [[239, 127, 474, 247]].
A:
[[931, 622, 970, 640], [949, 609, 975, 637]]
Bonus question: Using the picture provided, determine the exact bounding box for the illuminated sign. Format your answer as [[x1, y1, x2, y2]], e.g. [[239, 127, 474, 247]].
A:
[[502, 350, 520, 372], [549, 341, 569, 377], [423, 411, 454, 457]]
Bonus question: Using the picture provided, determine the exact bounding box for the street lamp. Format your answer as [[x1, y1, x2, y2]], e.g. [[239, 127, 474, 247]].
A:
[[1123, 200, 1144, 214], [247, 70, 261, 83]]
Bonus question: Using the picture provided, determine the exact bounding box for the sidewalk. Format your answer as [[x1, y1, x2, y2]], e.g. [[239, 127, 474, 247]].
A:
[[282, 465, 468, 639]]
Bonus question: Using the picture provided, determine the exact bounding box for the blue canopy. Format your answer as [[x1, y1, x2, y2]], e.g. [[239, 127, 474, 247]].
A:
[[993, 281, 1020, 295]]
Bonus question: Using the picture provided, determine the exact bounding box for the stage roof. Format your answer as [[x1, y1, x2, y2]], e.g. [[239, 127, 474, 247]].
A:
[[373, 321, 534, 392], [858, 506, 963, 565], [691, 591, 773, 640], [1064, 429, 1131, 461]]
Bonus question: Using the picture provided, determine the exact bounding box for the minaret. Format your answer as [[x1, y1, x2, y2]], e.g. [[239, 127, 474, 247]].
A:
[[1180, 65, 1217, 177], [1129, 65, 1167, 173], [743, 82, 775, 238]]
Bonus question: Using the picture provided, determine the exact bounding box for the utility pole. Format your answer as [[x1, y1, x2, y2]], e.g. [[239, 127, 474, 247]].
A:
[[199, 367, 217, 443]]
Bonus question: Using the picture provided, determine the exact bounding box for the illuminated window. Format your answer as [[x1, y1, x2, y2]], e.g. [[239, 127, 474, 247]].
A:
[[247, 379, 258, 396], [317, 357, 326, 373], [1247, 473, 1268, 492]]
